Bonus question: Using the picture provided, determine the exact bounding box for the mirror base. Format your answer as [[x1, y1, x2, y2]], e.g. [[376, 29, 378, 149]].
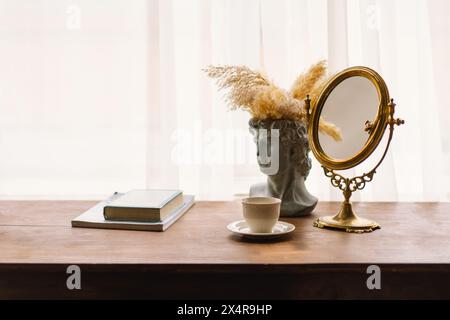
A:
[[313, 202, 380, 233]]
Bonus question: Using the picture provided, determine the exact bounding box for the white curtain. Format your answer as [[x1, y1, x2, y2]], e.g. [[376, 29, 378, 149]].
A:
[[0, 0, 448, 201]]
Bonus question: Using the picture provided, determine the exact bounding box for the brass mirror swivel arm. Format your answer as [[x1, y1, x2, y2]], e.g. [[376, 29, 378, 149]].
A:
[[306, 95, 404, 233]]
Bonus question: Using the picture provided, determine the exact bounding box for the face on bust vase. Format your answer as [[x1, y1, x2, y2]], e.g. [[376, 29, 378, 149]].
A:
[[249, 120, 317, 217], [252, 125, 309, 179], [255, 134, 287, 176]]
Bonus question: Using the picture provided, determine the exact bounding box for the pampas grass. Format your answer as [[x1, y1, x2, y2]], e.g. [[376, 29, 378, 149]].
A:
[[290, 60, 326, 100], [319, 118, 343, 142], [204, 61, 342, 141], [204, 65, 270, 110]]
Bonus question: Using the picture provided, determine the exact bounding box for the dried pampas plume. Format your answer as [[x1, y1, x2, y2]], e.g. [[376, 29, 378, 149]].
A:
[[291, 60, 327, 100], [203, 65, 271, 110], [204, 61, 342, 141]]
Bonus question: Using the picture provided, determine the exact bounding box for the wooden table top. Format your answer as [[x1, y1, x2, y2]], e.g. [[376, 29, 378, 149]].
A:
[[1, 200, 449, 265]]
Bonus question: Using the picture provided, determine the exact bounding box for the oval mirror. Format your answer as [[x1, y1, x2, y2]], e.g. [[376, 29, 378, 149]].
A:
[[307, 66, 404, 233], [309, 67, 390, 171]]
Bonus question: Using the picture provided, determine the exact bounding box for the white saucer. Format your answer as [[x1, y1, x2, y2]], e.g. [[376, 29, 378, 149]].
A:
[[227, 220, 295, 239]]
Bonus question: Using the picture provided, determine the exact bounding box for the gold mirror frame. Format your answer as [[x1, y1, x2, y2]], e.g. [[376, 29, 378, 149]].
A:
[[306, 66, 404, 233], [310, 67, 389, 170]]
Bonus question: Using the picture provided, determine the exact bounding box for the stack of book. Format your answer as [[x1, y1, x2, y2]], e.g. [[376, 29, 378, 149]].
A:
[[71, 190, 194, 231]]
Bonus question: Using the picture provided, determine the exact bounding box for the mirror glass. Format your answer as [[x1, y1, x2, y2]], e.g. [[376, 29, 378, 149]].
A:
[[319, 76, 379, 160]]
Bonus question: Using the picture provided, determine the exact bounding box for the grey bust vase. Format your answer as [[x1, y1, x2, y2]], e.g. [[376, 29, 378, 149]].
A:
[[249, 118, 318, 217]]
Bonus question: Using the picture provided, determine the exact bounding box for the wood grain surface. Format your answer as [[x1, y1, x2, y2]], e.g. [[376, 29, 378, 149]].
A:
[[1, 200, 450, 299]]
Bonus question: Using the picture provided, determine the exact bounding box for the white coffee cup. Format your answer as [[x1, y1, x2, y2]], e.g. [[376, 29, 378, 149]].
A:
[[242, 197, 281, 233]]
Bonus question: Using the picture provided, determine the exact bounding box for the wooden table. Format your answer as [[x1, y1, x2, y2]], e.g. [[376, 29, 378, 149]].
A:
[[1, 201, 450, 299]]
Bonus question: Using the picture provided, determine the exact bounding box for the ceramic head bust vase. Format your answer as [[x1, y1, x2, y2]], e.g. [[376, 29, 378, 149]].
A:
[[249, 118, 317, 216], [204, 61, 342, 216]]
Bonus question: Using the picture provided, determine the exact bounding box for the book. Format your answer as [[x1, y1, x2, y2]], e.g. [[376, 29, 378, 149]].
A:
[[71, 193, 195, 232], [103, 189, 183, 222]]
